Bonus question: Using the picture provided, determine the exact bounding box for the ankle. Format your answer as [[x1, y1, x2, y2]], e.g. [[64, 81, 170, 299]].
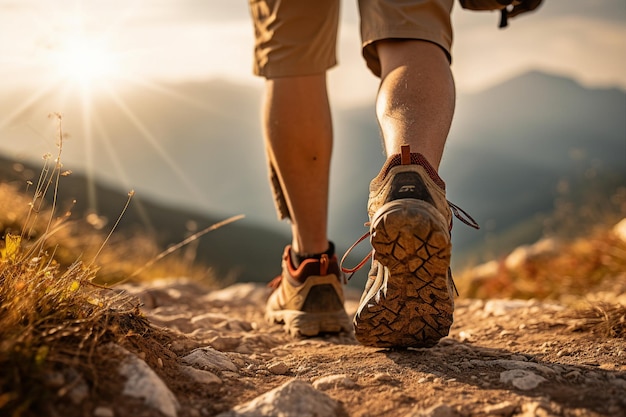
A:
[[290, 242, 335, 269]]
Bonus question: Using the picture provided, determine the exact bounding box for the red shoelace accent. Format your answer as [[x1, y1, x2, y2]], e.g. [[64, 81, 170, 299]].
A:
[[339, 202, 480, 278]]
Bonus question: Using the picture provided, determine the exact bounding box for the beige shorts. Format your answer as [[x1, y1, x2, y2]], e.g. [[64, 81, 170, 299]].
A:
[[249, 0, 454, 78]]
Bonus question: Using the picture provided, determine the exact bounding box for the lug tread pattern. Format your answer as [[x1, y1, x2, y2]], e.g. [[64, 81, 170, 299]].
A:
[[354, 200, 452, 348]]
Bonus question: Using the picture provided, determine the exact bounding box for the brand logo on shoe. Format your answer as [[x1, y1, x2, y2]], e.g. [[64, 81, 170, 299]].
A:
[[398, 185, 416, 193], [389, 172, 435, 205]]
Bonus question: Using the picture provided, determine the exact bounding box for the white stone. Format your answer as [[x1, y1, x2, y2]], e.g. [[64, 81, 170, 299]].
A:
[[267, 361, 290, 375], [373, 373, 395, 383], [116, 348, 180, 417], [189, 312, 231, 326], [484, 299, 531, 316], [613, 218, 626, 242], [468, 260, 500, 280], [406, 403, 460, 417], [205, 283, 267, 305], [491, 359, 556, 376], [500, 369, 547, 390], [182, 347, 238, 372], [312, 374, 356, 390], [216, 379, 339, 417], [504, 238, 559, 270], [180, 365, 222, 385], [93, 406, 115, 417], [519, 401, 554, 417], [483, 401, 518, 415]]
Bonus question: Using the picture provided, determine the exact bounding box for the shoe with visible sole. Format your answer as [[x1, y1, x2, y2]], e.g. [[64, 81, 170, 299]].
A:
[[351, 145, 477, 348], [266, 246, 352, 337]]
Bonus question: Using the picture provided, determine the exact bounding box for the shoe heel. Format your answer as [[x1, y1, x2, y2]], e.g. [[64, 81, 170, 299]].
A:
[[354, 199, 454, 348], [370, 199, 450, 275]]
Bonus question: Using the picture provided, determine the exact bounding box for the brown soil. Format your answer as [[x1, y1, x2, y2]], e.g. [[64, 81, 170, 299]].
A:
[[106, 278, 626, 417]]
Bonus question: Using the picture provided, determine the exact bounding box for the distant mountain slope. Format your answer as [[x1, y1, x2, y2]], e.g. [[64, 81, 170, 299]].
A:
[[0, 155, 288, 282], [328, 71, 626, 268], [1, 70, 624, 277], [442, 71, 626, 264]]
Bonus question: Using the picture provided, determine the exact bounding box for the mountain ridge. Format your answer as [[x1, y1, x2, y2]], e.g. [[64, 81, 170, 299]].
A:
[[1, 70, 624, 278]]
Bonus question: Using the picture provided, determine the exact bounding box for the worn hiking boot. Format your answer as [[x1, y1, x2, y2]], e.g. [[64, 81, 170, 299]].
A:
[[266, 245, 352, 337], [353, 145, 460, 348]]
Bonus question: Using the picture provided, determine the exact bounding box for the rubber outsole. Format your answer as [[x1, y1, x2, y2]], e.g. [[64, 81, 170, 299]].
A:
[[266, 309, 352, 338], [354, 199, 453, 348]]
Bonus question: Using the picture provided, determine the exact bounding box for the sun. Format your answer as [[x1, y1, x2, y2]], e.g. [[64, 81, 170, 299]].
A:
[[54, 37, 120, 89]]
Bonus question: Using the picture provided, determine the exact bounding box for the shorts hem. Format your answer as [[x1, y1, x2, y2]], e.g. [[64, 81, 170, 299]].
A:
[[362, 29, 453, 77]]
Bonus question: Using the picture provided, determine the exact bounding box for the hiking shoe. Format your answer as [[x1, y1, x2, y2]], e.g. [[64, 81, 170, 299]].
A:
[[353, 145, 462, 348], [266, 245, 352, 337]]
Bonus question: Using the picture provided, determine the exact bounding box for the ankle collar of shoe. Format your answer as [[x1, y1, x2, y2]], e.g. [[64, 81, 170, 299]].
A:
[[283, 245, 339, 283], [378, 151, 446, 191], [291, 241, 335, 267]]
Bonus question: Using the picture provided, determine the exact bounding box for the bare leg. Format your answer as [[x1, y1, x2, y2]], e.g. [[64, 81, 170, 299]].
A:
[[376, 40, 455, 170], [263, 74, 332, 256], [352, 40, 458, 348]]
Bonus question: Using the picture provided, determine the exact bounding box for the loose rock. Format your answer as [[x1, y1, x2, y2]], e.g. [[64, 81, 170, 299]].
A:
[[216, 379, 340, 417], [182, 347, 238, 372], [500, 370, 547, 390], [93, 406, 115, 417], [112, 344, 180, 417], [180, 365, 222, 385], [267, 361, 290, 375], [312, 374, 356, 390], [483, 401, 518, 415], [406, 403, 460, 417]]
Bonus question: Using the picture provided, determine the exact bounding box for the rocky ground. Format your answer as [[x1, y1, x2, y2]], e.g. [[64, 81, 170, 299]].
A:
[[78, 277, 626, 417]]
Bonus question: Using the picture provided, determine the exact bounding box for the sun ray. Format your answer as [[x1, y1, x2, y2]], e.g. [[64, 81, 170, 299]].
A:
[[103, 88, 211, 208], [89, 111, 156, 234], [1, 1, 229, 225], [78, 85, 98, 214], [117, 76, 224, 114], [0, 82, 59, 132]]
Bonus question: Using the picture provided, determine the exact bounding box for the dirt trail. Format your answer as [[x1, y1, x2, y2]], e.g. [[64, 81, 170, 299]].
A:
[[109, 278, 626, 417]]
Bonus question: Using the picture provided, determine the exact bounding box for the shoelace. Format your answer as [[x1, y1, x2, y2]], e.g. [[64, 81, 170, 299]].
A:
[[267, 274, 283, 290], [340, 200, 480, 279]]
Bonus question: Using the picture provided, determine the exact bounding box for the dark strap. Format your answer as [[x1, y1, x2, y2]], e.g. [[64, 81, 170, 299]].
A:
[[499, 8, 509, 28], [499, 0, 544, 29]]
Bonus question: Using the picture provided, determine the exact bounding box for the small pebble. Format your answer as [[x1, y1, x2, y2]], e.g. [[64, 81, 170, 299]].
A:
[[373, 373, 394, 383], [267, 361, 290, 375], [313, 374, 356, 390], [93, 406, 115, 417]]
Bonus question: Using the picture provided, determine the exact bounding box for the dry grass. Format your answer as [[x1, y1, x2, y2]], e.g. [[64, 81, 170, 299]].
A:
[[0, 116, 219, 416], [1, 115, 623, 415], [457, 211, 626, 339], [569, 303, 626, 339], [0, 189, 164, 415], [459, 228, 626, 302]]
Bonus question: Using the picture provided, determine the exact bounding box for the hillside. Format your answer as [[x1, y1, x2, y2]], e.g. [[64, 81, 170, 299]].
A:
[[0, 155, 288, 283], [0, 138, 624, 417], [1, 211, 624, 417], [1, 70, 624, 276], [443, 71, 626, 264], [327, 71, 626, 268]]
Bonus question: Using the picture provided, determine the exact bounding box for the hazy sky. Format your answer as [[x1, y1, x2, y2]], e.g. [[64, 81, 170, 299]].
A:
[[0, 0, 624, 247], [1, 0, 625, 106]]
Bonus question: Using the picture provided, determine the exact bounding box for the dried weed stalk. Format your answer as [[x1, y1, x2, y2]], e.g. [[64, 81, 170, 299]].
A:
[[571, 303, 626, 339], [0, 115, 163, 416]]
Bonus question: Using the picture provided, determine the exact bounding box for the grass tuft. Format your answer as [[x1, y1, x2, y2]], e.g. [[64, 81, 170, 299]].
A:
[[570, 303, 626, 339], [0, 115, 222, 416], [458, 222, 626, 303]]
